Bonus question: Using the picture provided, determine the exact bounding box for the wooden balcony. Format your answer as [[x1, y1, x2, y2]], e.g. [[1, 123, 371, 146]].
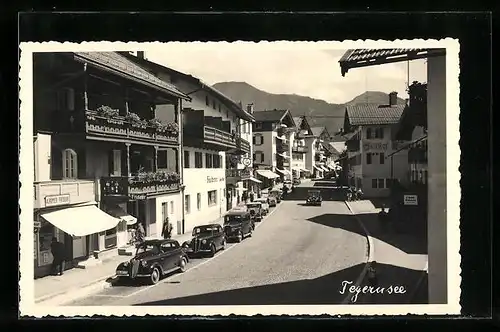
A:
[[85, 110, 179, 146], [292, 146, 308, 153], [236, 136, 251, 154], [100, 172, 181, 200], [34, 179, 96, 209], [203, 126, 238, 150], [225, 168, 252, 185]]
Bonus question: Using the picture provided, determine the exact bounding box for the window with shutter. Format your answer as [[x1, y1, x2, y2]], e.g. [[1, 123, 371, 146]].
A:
[[366, 128, 372, 139], [379, 152, 385, 164], [62, 149, 78, 179], [378, 179, 385, 188], [372, 179, 377, 188], [366, 153, 372, 165], [252, 136, 256, 144]]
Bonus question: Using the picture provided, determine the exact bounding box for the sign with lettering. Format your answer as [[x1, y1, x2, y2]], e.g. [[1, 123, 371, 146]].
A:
[[403, 194, 418, 206], [130, 194, 147, 200], [44, 194, 70, 207], [207, 176, 225, 183], [363, 142, 389, 152]]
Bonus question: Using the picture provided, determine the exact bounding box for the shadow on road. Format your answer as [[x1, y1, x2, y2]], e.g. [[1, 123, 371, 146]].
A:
[[282, 186, 348, 202], [135, 262, 429, 306], [307, 213, 427, 255]]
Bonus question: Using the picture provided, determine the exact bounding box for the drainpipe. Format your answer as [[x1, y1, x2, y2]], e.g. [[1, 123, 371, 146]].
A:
[[178, 99, 185, 234]]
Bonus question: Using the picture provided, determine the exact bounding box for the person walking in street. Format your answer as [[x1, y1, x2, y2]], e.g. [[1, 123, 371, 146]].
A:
[[241, 191, 248, 204], [50, 237, 65, 276], [161, 217, 173, 239], [136, 222, 146, 244]]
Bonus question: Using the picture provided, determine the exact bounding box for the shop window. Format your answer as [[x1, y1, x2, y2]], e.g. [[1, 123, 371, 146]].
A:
[[105, 227, 117, 249], [197, 193, 201, 210], [185, 195, 191, 214], [62, 148, 78, 179], [195, 152, 203, 168], [208, 190, 217, 206], [184, 151, 190, 168]]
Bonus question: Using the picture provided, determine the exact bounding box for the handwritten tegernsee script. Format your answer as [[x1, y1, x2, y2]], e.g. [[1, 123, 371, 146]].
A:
[[339, 280, 407, 303]]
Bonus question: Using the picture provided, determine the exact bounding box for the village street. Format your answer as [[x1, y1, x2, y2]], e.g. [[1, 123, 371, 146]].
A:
[[66, 184, 367, 306]]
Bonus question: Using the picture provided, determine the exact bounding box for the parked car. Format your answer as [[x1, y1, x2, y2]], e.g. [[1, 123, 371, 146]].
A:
[[306, 189, 323, 206], [293, 178, 301, 185], [283, 179, 293, 192], [269, 189, 282, 203], [267, 195, 278, 207], [115, 239, 188, 285], [182, 224, 226, 258], [246, 201, 263, 222], [254, 197, 270, 214], [223, 210, 253, 242]]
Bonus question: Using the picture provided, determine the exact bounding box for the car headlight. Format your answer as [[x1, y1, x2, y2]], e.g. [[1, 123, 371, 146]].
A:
[[123, 261, 129, 267], [202, 239, 207, 244], [140, 260, 148, 267]]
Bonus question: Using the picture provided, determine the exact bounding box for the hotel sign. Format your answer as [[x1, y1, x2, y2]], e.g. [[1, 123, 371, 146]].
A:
[[44, 194, 70, 207], [403, 194, 418, 206], [363, 142, 389, 152], [207, 176, 225, 183]]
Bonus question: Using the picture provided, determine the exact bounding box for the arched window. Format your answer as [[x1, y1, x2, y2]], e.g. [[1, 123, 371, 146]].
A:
[[62, 148, 78, 179]]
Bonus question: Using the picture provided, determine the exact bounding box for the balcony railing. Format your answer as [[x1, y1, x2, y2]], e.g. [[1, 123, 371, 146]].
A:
[[101, 172, 181, 199], [225, 168, 252, 184], [34, 179, 96, 209], [346, 139, 360, 152], [292, 146, 308, 153], [204, 126, 237, 149], [236, 136, 251, 154], [85, 110, 179, 145]]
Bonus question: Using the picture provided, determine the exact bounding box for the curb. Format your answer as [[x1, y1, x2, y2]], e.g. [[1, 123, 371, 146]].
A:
[[342, 200, 375, 304], [35, 276, 113, 306]]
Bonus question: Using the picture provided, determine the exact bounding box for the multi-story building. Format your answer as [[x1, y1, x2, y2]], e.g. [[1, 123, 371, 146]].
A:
[[32, 52, 188, 277], [343, 92, 408, 197], [291, 116, 313, 179], [122, 52, 255, 232], [252, 110, 296, 187]]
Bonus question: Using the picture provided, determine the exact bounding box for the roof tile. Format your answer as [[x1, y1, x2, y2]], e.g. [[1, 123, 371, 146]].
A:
[[346, 104, 405, 126]]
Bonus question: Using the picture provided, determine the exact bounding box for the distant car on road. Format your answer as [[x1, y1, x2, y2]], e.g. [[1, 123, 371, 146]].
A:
[[182, 224, 226, 258], [293, 178, 301, 185], [223, 210, 254, 242], [246, 202, 264, 221], [254, 197, 270, 214], [115, 239, 188, 285], [267, 195, 278, 207], [306, 189, 323, 206], [283, 179, 293, 191], [269, 189, 282, 203]]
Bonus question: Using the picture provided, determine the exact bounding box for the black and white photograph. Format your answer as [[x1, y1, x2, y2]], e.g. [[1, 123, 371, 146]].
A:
[[19, 40, 461, 316]]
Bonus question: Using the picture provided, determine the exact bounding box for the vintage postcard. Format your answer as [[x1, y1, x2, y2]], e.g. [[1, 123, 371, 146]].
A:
[[19, 39, 461, 317]]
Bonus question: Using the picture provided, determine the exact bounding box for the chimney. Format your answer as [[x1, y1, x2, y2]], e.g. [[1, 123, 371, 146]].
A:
[[246, 103, 254, 114], [136, 51, 145, 59], [389, 91, 398, 106]]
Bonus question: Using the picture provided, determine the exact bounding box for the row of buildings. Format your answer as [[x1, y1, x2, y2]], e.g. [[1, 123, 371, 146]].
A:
[[32, 51, 341, 278]]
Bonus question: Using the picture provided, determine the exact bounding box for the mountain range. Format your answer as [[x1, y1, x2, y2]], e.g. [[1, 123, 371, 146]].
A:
[[212, 81, 406, 137]]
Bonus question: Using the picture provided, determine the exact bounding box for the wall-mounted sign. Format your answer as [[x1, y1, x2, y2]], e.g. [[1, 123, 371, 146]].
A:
[[44, 194, 70, 207], [363, 142, 389, 152], [403, 194, 418, 206], [207, 176, 225, 183], [242, 158, 252, 167], [130, 194, 147, 200]]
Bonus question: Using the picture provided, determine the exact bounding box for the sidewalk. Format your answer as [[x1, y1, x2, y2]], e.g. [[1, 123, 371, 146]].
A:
[[346, 200, 428, 304], [34, 216, 225, 304]]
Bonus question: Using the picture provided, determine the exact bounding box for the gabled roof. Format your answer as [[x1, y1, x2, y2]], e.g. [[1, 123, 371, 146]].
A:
[[293, 117, 303, 128], [120, 53, 254, 122], [254, 109, 296, 128], [73, 52, 189, 100], [310, 126, 328, 138], [339, 48, 446, 76], [329, 142, 347, 154], [346, 104, 405, 126]]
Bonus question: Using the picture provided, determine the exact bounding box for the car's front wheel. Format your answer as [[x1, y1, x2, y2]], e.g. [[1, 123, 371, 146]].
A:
[[178, 257, 187, 273], [237, 231, 243, 243], [149, 267, 161, 285], [221, 238, 226, 250], [209, 243, 216, 257]]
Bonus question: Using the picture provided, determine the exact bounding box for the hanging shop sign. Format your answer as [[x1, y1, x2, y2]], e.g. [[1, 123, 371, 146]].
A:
[[363, 142, 389, 152], [403, 194, 418, 206], [44, 194, 70, 207]]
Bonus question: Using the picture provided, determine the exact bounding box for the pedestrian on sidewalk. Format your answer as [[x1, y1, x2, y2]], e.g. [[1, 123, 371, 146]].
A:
[[136, 222, 146, 244], [249, 191, 255, 202], [161, 218, 173, 239], [242, 191, 248, 203], [50, 237, 65, 276]]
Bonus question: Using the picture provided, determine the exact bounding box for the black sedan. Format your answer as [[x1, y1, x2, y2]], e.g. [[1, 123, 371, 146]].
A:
[[115, 239, 189, 285], [182, 224, 226, 258]]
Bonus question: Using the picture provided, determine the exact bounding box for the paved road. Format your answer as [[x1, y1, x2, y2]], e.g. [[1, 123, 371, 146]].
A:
[[67, 187, 367, 306]]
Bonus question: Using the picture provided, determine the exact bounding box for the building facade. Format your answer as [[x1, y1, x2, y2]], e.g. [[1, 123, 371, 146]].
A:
[[252, 110, 296, 187], [33, 52, 187, 277], [123, 52, 255, 232], [343, 93, 408, 197], [291, 116, 312, 178]]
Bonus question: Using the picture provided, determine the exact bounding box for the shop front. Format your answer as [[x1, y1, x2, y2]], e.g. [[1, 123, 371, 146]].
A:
[[35, 202, 120, 278], [255, 169, 280, 190]]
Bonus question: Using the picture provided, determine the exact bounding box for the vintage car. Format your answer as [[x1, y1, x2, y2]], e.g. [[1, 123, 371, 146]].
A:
[[246, 201, 263, 222], [269, 189, 282, 203], [254, 197, 270, 214], [182, 224, 226, 258], [223, 210, 254, 242], [293, 178, 301, 185], [115, 239, 188, 285], [267, 195, 278, 207], [306, 189, 323, 206], [283, 179, 294, 191]]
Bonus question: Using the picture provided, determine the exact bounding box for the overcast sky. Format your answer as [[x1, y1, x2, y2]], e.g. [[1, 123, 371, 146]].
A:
[[144, 42, 427, 104]]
